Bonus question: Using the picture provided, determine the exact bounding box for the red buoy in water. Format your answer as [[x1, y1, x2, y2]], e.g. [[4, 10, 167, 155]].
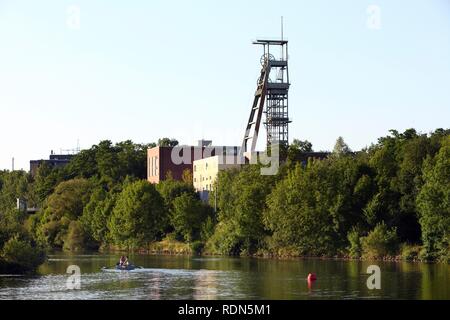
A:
[[307, 273, 317, 281]]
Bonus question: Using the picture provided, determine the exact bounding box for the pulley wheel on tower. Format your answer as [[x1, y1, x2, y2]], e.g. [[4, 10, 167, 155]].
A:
[[260, 53, 275, 67]]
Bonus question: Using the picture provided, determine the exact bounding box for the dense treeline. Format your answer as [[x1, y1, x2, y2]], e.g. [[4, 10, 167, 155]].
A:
[[0, 130, 449, 273], [0, 139, 173, 272], [207, 129, 449, 262], [0, 171, 45, 273]]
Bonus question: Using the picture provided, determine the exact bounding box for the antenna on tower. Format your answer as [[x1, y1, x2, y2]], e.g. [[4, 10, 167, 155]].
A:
[[281, 16, 285, 60], [12, 157, 14, 171]]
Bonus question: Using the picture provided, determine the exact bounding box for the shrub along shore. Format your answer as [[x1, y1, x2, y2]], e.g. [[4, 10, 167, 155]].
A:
[[0, 130, 449, 273]]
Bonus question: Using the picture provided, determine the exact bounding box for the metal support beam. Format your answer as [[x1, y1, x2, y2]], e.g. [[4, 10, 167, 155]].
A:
[[242, 39, 291, 159]]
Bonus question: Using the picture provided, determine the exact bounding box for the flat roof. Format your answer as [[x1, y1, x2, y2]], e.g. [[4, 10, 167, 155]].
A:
[[253, 39, 288, 45]]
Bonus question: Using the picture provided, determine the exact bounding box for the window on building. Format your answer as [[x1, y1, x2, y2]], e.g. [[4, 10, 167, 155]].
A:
[[151, 157, 155, 176], [147, 158, 152, 177], [194, 165, 196, 172], [151, 157, 155, 177]]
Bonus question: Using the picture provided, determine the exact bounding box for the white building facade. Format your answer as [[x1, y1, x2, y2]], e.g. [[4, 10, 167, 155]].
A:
[[193, 155, 242, 198]]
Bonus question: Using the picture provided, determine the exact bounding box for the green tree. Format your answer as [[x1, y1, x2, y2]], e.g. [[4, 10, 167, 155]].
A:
[[0, 170, 31, 213], [158, 138, 179, 147], [287, 139, 314, 163], [108, 180, 167, 248], [63, 221, 87, 251], [265, 153, 376, 256], [291, 139, 313, 152], [0, 209, 28, 249], [32, 163, 64, 205], [36, 178, 94, 248], [332, 136, 352, 157], [64, 140, 154, 189], [1, 235, 46, 273], [116, 140, 151, 180], [264, 162, 339, 255], [367, 129, 443, 243], [80, 188, 116, 245], [156, 178, 197, 215], [171, 193, 212, 242], [417, 137, 450, 262], [208, 165, 277, 255]]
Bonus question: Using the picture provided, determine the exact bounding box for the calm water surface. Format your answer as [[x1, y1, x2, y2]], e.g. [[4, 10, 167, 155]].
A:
[[0, 253, 448, 300]]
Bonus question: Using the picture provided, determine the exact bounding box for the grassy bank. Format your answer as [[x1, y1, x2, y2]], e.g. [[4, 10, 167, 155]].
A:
[[101, 238, 192, 255], [147, 238, 192, 255]]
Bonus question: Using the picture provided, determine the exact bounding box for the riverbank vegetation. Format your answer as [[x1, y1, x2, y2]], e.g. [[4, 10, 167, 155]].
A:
[[206, 129, 449, 263], [0, 172, 46, 273], [0, 129, 449, 272]]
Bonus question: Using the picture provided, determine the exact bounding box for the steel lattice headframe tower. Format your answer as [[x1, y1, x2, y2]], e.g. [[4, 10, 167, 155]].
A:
[[242, 39, 291, 158]]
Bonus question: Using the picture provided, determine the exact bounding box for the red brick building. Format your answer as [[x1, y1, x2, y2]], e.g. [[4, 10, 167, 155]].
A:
[[147, 141, 213, 184], [147, 146, 195, 183], [147, 141, 240, 184]]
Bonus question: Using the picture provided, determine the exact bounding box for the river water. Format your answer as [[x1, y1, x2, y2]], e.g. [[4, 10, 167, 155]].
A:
[[0, 253, 448, 300]]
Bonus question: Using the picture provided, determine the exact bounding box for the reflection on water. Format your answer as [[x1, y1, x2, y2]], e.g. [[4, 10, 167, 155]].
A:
[[0, 253, 448, 300]]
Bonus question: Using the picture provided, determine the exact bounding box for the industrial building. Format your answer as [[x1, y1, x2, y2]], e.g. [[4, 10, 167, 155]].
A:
[[30, 152, 75, 177], [147, 140, 241, 184], [146, 37, 329, 198], [147, 38, 294, 191], [147, 144, 204, 184], [193, 154, 243, 199]]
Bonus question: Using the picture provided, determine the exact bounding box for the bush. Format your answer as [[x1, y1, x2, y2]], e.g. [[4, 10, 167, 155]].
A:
[[347, 228, 362, 258], [0, 209, 28, 248], [148, 236, 191, 255], [1, 235, 46, 273], [165, 232, 178, 241], [63, 221, 86, 251], [190, 241, 204, 255], [361, 223, 399, 259], [200, 216, 216, 242], [204, 221, 242, 255], [400, 244, 421, 261]]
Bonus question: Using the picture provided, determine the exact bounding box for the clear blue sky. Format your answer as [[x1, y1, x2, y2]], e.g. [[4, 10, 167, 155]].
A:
[[1, 0, 449, 170]]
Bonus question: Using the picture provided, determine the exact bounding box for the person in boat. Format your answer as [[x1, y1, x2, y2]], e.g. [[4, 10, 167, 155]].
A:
[[118, 255, 126, 267], [123, 256, 129, 266]]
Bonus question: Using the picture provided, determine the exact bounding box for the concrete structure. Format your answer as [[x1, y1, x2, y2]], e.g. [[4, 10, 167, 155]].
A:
[[30, 152, 75, 177], [193, 155, 242, 200], [147, 141, 241, 185]]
